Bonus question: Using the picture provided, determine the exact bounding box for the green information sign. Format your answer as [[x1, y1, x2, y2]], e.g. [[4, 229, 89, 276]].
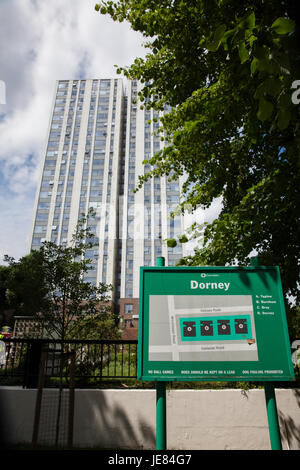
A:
[[138, 266, 295, 382]]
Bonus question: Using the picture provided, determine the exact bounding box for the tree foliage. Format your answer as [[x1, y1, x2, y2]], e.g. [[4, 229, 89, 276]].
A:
[[68, 313, 121, 341], [2, 211, 114, 340], [2, 251, 49, 319], [96, 0, 300, 305]]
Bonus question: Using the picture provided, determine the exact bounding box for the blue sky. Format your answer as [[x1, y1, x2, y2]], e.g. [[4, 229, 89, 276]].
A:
[[0, 0, 147, 262]]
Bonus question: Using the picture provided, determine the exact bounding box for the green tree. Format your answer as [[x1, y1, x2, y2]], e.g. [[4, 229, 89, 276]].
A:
[[35, 211, 112, 341], [68, 313, 121, 341], [3, 250, 49, 318], [2, 210, 113, 340], [0, 265, 10, 326], [95, 0, 300, 306]]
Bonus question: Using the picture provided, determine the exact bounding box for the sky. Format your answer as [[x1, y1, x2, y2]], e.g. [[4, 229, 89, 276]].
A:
[[0, 0, 148, 261], [0, 0, 222, 263]]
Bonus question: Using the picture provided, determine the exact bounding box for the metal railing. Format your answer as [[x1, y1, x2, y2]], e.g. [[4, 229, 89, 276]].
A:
[[0, 338, 138, 388]]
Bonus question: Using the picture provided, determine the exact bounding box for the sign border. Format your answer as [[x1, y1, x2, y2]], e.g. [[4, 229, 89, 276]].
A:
[[138, 265, 295, 382]]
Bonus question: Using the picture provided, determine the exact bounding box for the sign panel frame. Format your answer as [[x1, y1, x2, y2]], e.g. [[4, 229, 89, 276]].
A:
[[138, 265, 295, 382]]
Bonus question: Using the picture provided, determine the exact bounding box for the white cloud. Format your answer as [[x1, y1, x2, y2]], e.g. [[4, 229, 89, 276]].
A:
[[184, 197, 223, 256], [0, 0, 146, 261], [0, 193, 34, 262]]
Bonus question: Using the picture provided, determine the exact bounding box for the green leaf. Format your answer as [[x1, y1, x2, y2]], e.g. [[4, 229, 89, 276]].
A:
[[238, 42, 249, 64], [278, 93, 290, 108], [255, 46, 268, 61], [254, 78, 282, 100], [206, 24, 227, 52], [167, 239, 177, 248], [264, 78, 282, 97], [277, 109, 291, 130], [271, 17, 295, 35], [178, 234, 189, 243], [257, 98, 274, 121], [250, 57, 259, 75], [244, 12, 255, 30], [254, 81, 267, 100]]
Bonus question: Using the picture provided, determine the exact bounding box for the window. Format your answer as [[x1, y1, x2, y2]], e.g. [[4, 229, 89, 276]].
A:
[[93, 159, 104, 166], [95, 130, 107, 137], [90, 190, 102, 197], [38, 202, 50, 210], [125, 287, 133, 298], [97, 113, 108, 120], [39, 192, 51, 199], [36, 213, 49, 221], [92, 170, 103, 177], [54, 106, 64, 113], [91, 178, 103, 186], [124, 303, 133, 314], [100, 80, 111, 88], [34, 225, 47, 233], [47, 141, 59, 149], [94, 139, 106, 148], [43, 170, 55, 177]]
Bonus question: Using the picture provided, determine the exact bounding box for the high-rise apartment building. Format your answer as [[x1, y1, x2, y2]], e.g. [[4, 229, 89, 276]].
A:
[[29, 79, 186, 329]]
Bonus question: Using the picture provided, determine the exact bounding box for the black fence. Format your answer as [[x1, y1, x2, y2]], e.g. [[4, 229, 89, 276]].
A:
[[0, 338, 138, 388]]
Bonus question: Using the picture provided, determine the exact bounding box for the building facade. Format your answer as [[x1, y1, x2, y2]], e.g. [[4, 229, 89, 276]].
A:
[[29, 79, 186, 329]]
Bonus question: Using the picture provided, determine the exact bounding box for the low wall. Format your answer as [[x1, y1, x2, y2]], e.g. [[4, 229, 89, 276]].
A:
[[0, 387, 299, 450]]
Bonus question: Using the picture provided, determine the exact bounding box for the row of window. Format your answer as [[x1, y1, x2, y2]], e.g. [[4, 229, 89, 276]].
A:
[[33, 79, 183, 290]]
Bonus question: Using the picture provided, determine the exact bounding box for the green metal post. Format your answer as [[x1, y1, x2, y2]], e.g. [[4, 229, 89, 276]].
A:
[[250, 256, 259, 267], [156, 381, 167, 450], [264, 382, 282, 450], [250, 258, 282, 449], [155, 257, 167, 450], [156, 256, 165, 267]]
